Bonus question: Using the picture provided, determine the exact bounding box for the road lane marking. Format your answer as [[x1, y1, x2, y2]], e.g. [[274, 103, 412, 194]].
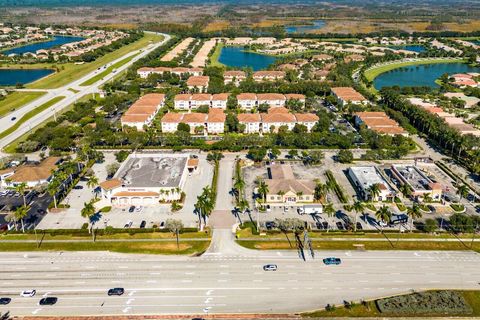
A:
[[128, 290, 136, 296], [181, 280, 192, 283], [32, 308, 42, 314], [118, 266, 128, 269], [185, 272, 195, 275], [206, 290, 214, 296], [217, 279, 227, 283], [122, 307, 131, 313], [204, 297, 213, 304], [126, 298, 135, 305]]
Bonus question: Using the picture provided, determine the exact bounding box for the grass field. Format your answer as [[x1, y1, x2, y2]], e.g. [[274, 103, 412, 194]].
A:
[[79, 53, 137, 86], [303, 290, 480, 318], [209, 42, 225, 67], [203, 21, 230, 32], [0, 96, 64, 140], [0, 240, 209, 255], [364, 58, 466, 82], [0, 91, 46, 117], [0, 33, 163, 90]]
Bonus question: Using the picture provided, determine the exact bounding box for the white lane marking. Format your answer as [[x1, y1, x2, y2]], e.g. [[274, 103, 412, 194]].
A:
[[111, 280, 121, 284], [150, 272, 161, 275], [220, 272, 229, 275], [118, 266, 128, 269], [181, 280, 192, 283], [152, 265, 162, 269], [276, 252, 283, 256], [126, 298, 135, 305], [85, 266, 95, 269], [217, 279, 227, 283], [253, 280, 262, 282], [394, 280, 405, 283], [147, 280, 157, 284], [32, 308, 42, 315], [42, 292, 51, 297], [203, 307, 211, 313], [81, 273, 91, 277], [51, 266, 60, 270], [204, 297, 213, 304], [128, 290, 136, 296], [122, 307, 131, 313], [359, 280, 369, 283], [288, 272, 297, 275], [75, 281, 85, 284], [185, 272, 195, 275], [206, 290, 214, 296], [220, 265, 228, 268], [11, 274, 20, 278], [116, 273, 126, 276], [430, 280, 440, 283]]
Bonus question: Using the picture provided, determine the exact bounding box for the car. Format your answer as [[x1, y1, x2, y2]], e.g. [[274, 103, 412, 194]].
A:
[[11, 117, 16, 121], [427, 205, 436, 212], [135, 206, 142, 212], [266, 205, 271, 212], [323, 257, 341, 265], [124, 220, 133, 228], [316, 221, 323, 230], [356, 222, 363, 230], [108, 288, 124, 296], [336, 221, 344, 230], [37, 209, 46, 214], [322, 221, 329, 230], [263, 264, 277, 271], [39, 297, 57, 305], [128, 206, 135, 213], [0, 297, 11, 305], [20, 289, 36, 297], [140, 220, 146, 228], [159, 221, 165, 229], [265, 221, 276, 230], [73, 185, 84, 190], [283, 206, 289, 212]]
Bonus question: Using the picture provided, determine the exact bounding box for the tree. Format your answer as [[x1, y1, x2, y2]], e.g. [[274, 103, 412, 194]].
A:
[[375, 205, 392, 232], [177, 122, 190, 133], [47, 179, 60, 208], [106, 163, 120, 178], [456, 184, 469, 201], [207, 151, 224, 162], [165, 219, 184, 249], [87, 174, 99, 198], [257, 179, 269, 205], [288, 149, 298, 159], [15, 205, 30, 233], [247, 148, 267, 162], [399, 184, 412, 198], [351, 201, 364, 232], [9, 182, 28, 207], [115, 150, 130, 163], [81, 200, 96, 241], [314, 182, 329, 203], [424, 218, 438, 233], [406, 204, 422, 232], [194, 186, 215, 230], [367, 183, 381, 201], [337, 150, 353, 163]]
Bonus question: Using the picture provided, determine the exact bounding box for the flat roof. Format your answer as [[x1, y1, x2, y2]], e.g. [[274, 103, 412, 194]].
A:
[[115, 154, 188, 188], [392, 165, 430, 191], [349, 166, 391, 191]]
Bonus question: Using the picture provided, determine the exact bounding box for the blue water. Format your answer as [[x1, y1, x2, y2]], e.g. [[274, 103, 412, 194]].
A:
[[285, 20, 326, 33], [373, 63, 480, 90], [3, 36, 84, 55], [470, 40, 480, 45], [0, 69, 54, 86], [218, 46, 277, 71], [388, 45, 426, 53]]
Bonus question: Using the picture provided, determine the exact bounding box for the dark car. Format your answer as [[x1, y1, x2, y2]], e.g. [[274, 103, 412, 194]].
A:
[[37, 209, 46, 214], [265, 221, 276, 230], [128, 206, 135, 213], [356, 222, 363, 230], [140, 220, 146, 228], [0, 297, 11, 305], [336, 221, 344, 230], [316, 221, 323, 230], [323, 257, 342, 265], [322, 221, 329, 230], [39, 297, 57, 305], [73, 185, 84, 190], [108, 288, 124, 296], [11, 117, 16, 121]]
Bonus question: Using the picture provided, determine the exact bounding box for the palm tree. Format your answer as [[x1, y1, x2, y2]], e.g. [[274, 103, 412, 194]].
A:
[[9, 182, 28, 207], [406, 204, 422, 232], [375, 205, 392, 233], [456, 184, 469, 201], [233, 177, 245, 201], [81, 201, 96, 241], [238, 198, 249, 214], [4, 212, 17, 231], [367, 183, 381, 202], [399, 184, 412, 199], [257, 180, 269, 205], [86, 175, 99, 198], [165, 219, 184, 249], [47, 179, 60, 208], [314, 182, 329, 203], [423, 193, 433, 203], [352, 201, 364, 232], [323, 202, 335, 232], [15, 205, 30, 233]]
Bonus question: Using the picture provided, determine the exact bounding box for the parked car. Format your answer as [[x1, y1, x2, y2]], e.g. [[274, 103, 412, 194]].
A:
[[108, 288, 124, 296], [135, 206, 142, 213], [124, 220, 133, 228], [11, 117, 16, 121], [266, 205, 271, 212], [39, 297, 57, 305], [73, 185, 84, 190], [322, 221, 329, 230], [315, 221, 323, 230], [0, 297, 11, 305], [336, 221, 344, 230], [356, 222, 363, 230], [140, 220, 146, 228], [265, 221, 276, 230], [159, 221, 165, 229], [20, 290, 36, 297], [323, 257, 341, 265], [263, 264, 277, 271], [128, 206, 135, 213]]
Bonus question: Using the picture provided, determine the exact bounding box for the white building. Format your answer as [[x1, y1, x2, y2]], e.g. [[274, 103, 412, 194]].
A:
[[237, 93, 258, 110], [347, 166, 395, 202]]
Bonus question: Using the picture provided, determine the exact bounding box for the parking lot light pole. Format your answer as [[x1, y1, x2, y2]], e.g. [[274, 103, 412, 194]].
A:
[[256, 209, 260, 233]]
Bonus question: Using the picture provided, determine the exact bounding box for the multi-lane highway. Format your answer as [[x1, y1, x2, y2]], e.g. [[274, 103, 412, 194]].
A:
[[0, 31, 171, 151], [1, 248, 479, 316]]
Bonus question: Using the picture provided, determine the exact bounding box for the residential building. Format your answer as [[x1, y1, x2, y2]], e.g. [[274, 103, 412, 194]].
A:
[[391, 165, 442, 201], [261, 111, 297, 133], [211, 93, 229, 109], [187, 76, 209, 91], [354, 111, 407, 136], [294, 113, 319, 132], [238, 114, 262, 133], [161, 110, 226, 134], [257, 93, 286, 107], [237, 93, 258, 110], [206, 109, 226, 134], [285, 93, 306, 105], [137, 67, 203, 78], [174, 94, 191, 110], [120, 93, 165, 131], [331, 87, 368, 106], [161, 113, 184, 133], [182, 113, 208, 134], [224, 71, 246, 86], [190, 93, 211, 109], [253, 71, 285, 82], [348, 166, 395, 202]]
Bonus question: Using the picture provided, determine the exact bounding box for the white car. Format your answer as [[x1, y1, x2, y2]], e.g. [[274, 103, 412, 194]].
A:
[[135, 206, 142, 213], [20, 289, 36, 297]]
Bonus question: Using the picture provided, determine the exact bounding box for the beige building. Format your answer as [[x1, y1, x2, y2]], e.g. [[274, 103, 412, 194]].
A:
[[263, 164, 315, 204]]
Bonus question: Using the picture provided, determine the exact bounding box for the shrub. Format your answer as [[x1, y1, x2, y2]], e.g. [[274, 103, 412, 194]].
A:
[[100, 206, 112, 213], [81, 223, 88, 230]]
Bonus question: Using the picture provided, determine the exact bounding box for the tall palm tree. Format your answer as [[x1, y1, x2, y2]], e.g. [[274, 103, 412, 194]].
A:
[[368, 183, 381, 202], [406, 204, 422, 232], [9, 182, 28, 207], [86, 175, 99, 198], [399, 184, 412, 199], [234, 177, 245, 200], [15, 205, 30, 233], [257, 180, 269, 205], [47, 179, 60, 208], [238, 198, 249, 214], [323, 202, 335, 233], [314, 182, 329, 203], [352, 201, 364, 232], [375, 205, 392, 233], [81, 201, 96, 241], [456, 184, 469, 201]]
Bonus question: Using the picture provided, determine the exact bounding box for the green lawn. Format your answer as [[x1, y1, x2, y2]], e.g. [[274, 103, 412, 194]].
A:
[[0, 240, 209, 255], [79, 54, 137, 86], [0, 96, 64, 140], [0, 33, 163, 90], [364, 58, 466, 82], [0, 91, 46, 117], [209, 42, 225, 67]]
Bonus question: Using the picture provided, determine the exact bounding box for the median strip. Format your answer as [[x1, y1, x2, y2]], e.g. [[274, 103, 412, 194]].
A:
[[80, 54, 137, 86], [0, 96, 65, 140]]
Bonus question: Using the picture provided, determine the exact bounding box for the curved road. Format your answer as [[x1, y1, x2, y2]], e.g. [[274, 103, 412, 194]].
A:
[[0, 32, 171, 152]]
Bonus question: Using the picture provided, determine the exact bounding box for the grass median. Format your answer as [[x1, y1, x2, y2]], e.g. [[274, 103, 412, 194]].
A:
[[79, 54, 137, 86], [209, 42, 225, 67], [0, 96, 64, 140], [0, 91, 46, 117], [364, 58, 466, 82], [0, 33, 163, 90]]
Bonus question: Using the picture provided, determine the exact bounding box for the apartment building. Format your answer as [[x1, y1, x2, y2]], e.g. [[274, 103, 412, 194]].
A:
[[120, 93, 165, 131]]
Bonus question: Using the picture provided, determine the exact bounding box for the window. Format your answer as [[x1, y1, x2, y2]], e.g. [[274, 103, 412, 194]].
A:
[[270, 196, 275, 200]]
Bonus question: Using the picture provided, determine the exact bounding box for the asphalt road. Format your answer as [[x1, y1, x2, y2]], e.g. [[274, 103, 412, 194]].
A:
[[0, 249, 479, 316], [0, 32, 171, 152]]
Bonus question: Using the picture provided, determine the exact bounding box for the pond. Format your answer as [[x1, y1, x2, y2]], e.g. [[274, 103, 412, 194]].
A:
[[285, 20, 326, 33], [388, 45, 426, 53], [0, 69, 54, 86], [373, 62, 480, 90], [470, 40, 480, 46], [2, 35, 85, 55], [218, 46, 277, 71]]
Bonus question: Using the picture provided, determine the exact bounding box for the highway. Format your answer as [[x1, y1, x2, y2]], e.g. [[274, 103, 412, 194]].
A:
[[0, 249, 479, 316], [0, 31, 171, 151]]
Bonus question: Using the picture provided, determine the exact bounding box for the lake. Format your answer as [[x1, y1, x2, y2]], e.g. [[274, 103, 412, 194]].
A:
[[285, 20, 326, 33], [373, 63, 480, 90], [218, 46, 277, 71], [3, 36, 84, 55], [0, 69, 54, 86], [470, 40, 480, 45], [388, 45, 426, 53]]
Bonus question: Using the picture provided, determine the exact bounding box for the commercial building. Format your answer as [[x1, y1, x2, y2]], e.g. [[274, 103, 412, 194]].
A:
[[390, 165, 442, 201], [0, 157, 61, 188], [263, 164, 315, 205], [348, 166, 395, 202], [120, 94, 165, 131], [99, 153, 197, 206], [331, 87, 368, 106]]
